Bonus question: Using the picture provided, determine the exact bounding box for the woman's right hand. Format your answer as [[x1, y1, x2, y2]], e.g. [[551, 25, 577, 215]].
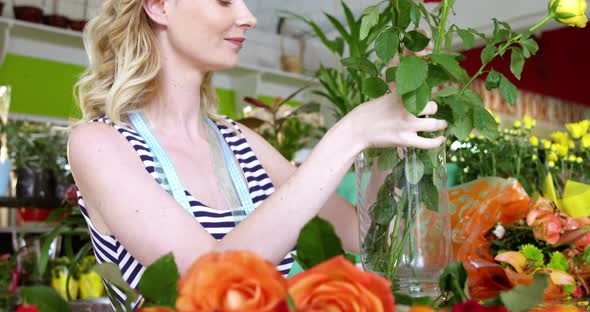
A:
[[343, 93, 448, 151]]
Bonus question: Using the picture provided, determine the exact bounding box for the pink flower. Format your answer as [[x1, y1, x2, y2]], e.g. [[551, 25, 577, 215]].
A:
[[527, 209, 563, 245], [575, 232, 590, 249]]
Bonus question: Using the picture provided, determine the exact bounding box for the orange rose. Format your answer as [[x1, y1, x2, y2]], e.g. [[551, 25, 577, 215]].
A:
[[287, 256, 395, 312], [176, 251, 287, 312]]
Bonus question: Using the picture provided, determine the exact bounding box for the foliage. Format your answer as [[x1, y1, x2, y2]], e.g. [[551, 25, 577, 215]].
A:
[[238, 86, 324, 161]]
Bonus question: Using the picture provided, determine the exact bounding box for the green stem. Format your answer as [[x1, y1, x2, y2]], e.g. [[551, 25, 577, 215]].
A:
[[433, 0, 454, 56], [458, 13, 554, 95]]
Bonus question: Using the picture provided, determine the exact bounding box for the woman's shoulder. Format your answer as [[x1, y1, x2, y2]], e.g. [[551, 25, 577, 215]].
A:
[[68, 117, 140, 165]]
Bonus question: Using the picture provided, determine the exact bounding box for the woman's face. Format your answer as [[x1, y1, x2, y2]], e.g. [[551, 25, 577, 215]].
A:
[[160, 0, 257, 72]]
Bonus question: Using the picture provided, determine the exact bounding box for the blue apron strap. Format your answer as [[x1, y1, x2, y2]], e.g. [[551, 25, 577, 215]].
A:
[[205, 118, 256, 219], [128, 112, 193, 214]]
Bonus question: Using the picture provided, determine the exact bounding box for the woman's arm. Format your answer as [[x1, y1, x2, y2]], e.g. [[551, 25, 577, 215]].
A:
[[237, 124, 361, 253]]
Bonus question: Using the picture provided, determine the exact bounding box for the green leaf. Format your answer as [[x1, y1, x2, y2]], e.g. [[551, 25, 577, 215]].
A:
[[473, 106, 499, 140], [583, 246, 590, 264], [363, 77, 389, 98], [296, 217, 347, 270], [38, 226, 66, 278], [369, 197, 395, 226], [394, 293, 436, 307], [360, 5, 379, 40], [485, 70, 501, 90], [433, 86, 459, 98], [405, 156, 424, 185], [138, 253, 180, 308], [325, 13, 351, 43], [287, 293, 297, 311], [341, 57, 378, 76], [450, 111, 473, 140], [519, 244, 544, 269], [410, 5, 421, 28], [341, 1, 358, 39], [397, 0, 413, 30], [448, 95, 469, 119], [510, 47, 525, 80], [548, 251, 569, 271], [457, 29, 475, 49], [499, 273, 549, 312], [375, 28, 399, 64], [521, 38, 539, 56], [439, 262, 469, 301], [94, 262, 140, 303], [385, 67, 397, 83], [403, 30, 430, 52], [499, 74, 519, 105], [419, 177, 439, 212], [396, 55, 428, 95], [481, 44, 497, 64], [378, 148, 400, 171], [462, 89, 484, 107], [430, 55, 469, 83], [426, 64, 450, 87], [402, 83, 431, 116], [22, 286, 72, 312]]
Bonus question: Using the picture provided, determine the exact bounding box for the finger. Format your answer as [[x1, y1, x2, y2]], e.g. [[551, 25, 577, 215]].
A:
[[413, 118, 448, 132], [406, 134, 446, 149], [418, 101, 438, 116]]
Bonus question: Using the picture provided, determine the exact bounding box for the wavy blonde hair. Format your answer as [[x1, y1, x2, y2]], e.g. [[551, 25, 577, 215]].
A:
[[75, 0, 225, 126]]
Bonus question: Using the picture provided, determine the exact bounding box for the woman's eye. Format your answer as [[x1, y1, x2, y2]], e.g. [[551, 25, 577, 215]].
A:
[[218, 0, 232, 6]]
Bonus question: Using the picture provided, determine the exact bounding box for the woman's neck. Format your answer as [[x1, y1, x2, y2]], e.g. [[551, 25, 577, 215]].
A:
[[143, 66, 208, 141]]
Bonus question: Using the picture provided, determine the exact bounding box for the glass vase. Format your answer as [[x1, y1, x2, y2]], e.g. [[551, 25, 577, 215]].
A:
[[355, 145, 451, 297]]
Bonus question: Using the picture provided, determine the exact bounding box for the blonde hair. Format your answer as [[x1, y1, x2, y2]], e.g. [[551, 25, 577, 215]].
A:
[[75, 0, 225, 126]]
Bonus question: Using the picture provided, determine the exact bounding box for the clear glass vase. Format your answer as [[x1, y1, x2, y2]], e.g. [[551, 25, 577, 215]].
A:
[[355, 145, 451, 297]]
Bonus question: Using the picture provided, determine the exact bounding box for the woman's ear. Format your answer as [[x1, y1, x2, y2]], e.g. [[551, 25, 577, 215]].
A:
[[142, 0, 168, 26]]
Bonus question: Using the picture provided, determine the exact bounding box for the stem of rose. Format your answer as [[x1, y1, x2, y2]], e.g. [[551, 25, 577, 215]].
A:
[[458, 13, 555, 95]]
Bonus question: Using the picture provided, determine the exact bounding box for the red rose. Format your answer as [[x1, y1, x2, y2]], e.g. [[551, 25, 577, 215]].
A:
[[15, 303, 40, 312]]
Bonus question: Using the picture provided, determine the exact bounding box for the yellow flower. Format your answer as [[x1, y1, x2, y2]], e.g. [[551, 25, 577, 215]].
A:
[[530, 136, 539, 147], [569, 140, 576, 149], [532, 154, 538, 161], [566, 120, 590, 139], [523, 115, 536, 130], [549, 160, 556, 168], [503, 135, 510, 141], [549, 152, 559, 162], [552, 131, 570, 146], [568, 154, 577, 162], [576, 157, 583, 164], [554, 144, 569, 158], [513, 120, 522, 129], [550, 0, 588, 28], [583, 134, 590, 149], [543, 139, 552, 149]]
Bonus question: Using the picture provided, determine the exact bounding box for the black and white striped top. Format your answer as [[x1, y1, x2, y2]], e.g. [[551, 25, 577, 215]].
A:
[[76, 116, 295, 310]]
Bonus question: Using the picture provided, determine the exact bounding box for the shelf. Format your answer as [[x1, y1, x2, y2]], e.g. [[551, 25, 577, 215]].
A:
[[0, 225, 57, 233], [0, 197, 62, 209], [0, 17, 83, 38]]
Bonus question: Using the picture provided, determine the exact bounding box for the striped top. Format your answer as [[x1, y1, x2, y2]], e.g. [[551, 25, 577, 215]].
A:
[[76, 116, 295, 310]]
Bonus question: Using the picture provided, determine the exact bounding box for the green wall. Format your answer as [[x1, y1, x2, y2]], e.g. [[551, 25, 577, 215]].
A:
[[0, 54, 240, 120]]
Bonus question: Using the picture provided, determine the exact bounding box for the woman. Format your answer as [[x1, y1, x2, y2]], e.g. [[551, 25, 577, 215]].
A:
[[68, 0, 447, 309]]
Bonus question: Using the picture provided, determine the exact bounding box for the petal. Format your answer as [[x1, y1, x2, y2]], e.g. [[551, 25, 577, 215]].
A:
[[494, 251, 527, 273]]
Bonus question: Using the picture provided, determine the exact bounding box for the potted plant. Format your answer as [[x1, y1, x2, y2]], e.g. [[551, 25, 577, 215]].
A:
[[12, 0, 44, 24], [237, 86, 324, 161], [3, 121, 68, 224]]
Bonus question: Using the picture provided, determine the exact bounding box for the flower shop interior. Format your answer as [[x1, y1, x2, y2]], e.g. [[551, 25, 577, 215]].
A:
[[1, 0, 590, 311]]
